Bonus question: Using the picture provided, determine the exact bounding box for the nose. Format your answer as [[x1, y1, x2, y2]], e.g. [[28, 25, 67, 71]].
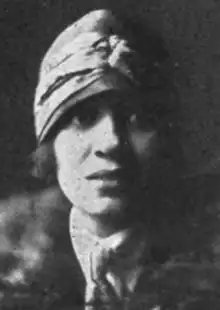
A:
[[93, 112, 122, 155]]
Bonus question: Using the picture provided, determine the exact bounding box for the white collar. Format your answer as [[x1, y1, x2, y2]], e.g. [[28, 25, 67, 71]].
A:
[[69, 207, 147, 281]]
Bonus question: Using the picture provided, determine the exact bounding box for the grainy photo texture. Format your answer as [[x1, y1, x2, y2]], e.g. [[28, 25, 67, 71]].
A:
[[1, 2, 220, 310]]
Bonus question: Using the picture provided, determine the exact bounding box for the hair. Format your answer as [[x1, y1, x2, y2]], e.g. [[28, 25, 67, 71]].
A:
[[30, 141, 57, 185]]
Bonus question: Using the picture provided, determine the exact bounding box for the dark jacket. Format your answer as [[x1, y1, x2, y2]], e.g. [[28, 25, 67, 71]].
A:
[[2, 247, 220, 310]]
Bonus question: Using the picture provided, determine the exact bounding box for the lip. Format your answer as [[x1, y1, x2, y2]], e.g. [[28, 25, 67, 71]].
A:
[[86, 169, 129, 181]]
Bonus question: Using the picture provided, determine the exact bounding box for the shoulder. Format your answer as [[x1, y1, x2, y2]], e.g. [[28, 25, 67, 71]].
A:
[[0, 188, 86, 309], [134, 259, 220, 310], [0, 252, 85, 310]]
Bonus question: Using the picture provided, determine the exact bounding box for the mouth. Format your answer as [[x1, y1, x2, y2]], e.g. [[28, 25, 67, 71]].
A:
[[86, 169, 131, 182], [86, 168, 139, 198]]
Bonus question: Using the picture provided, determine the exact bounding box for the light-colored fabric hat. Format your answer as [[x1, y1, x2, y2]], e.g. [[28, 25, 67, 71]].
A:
[[34, 9, 165, 143]]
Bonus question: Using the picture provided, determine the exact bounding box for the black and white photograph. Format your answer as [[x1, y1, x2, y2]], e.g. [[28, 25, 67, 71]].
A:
[[1, 1, 220, 309]]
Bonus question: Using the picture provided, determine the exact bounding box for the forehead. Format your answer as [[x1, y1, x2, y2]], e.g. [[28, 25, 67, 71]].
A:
[[69, 88, 170, 116], [72, 89, 144, 111]]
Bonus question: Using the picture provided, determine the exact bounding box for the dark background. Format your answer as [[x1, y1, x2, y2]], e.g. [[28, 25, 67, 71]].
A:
[[1, 1, 220, 308], [0, 0, 220, 196]]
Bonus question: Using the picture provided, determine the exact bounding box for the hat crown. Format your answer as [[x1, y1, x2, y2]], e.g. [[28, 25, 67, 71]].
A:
[[42, 10, 122, 69]]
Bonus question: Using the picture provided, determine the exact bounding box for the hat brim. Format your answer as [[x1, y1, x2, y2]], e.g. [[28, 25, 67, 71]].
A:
[[38, 71, 135, 142]]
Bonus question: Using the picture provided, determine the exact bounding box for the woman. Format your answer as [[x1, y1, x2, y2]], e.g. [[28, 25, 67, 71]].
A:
[[2, 9, 181, 310], [32, 9, 180, 310]]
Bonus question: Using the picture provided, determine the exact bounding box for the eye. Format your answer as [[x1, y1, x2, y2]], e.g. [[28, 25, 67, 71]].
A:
[[70, 104, 102, 130], [128, 108, 156, 130]]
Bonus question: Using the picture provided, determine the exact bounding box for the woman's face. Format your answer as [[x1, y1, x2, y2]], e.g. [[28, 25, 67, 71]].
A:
[[53, 90, 161, 216]]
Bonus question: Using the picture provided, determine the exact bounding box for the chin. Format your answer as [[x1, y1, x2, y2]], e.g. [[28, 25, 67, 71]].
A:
[[83, 196, 127, 216]]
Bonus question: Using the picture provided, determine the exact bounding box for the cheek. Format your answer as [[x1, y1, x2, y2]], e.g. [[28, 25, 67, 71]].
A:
[[54, 131, 90, 170], [130, 131, 159, 161], [53, 130, 92, 193], [53, 131, 92, 204]]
